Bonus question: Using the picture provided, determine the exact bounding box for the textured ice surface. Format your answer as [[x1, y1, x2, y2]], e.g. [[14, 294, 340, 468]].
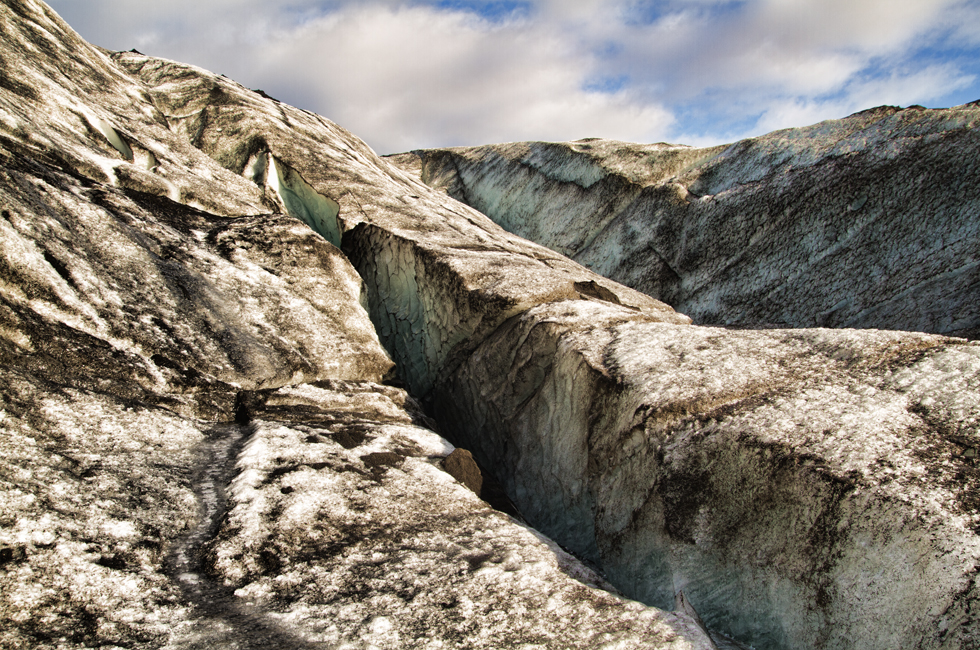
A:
[[435, 305, 980, 649], [0, 369, 204, 648], [0, 157, 392, 398], [397, 114, 980, 335], [203, 382, 718, 649]]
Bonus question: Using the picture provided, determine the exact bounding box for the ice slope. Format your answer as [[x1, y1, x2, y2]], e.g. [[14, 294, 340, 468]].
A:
[[113, 48, 686, 397], [394, 113, 980, 336]]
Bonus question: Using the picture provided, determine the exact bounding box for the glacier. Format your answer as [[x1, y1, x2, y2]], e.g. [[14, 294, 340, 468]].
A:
[[1, 1, 979, 649], [393, 118, 980, 336]]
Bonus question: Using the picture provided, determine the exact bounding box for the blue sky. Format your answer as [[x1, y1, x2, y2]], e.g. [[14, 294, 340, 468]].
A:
[[45, 0, 980, 154]]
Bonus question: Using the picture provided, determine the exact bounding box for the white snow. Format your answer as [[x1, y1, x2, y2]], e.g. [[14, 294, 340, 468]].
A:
[[88, 114, 134, 161]]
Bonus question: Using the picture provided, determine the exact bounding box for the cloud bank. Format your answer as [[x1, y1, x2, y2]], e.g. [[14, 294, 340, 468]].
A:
[[45, 0, 980, 153]]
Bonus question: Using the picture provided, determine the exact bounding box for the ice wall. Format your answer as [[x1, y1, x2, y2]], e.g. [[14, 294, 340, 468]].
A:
[[398, 115, 980, 336], [432, 302, 980, 650], [342, 225, 482, 395]]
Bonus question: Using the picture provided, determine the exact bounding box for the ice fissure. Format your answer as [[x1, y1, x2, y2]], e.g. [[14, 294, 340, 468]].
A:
[[336, 198, 980, 650], [266, 155, 342, 248], [86, 113, 134, 161]]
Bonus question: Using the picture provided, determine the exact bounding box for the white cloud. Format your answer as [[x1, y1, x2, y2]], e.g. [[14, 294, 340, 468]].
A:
[[676, 61, 977, 145], [607, 0, 967, 95], [43, 0, 980, 151], [250, 4, 673, 151], [946, 1, 980, 46]]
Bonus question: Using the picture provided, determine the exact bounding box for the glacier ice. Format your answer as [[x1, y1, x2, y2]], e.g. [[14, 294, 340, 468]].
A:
[[433, 303, 980, 650], [397, 123, 980, 335], [266, 156, 342, 247], [2, 2, 979, 648]]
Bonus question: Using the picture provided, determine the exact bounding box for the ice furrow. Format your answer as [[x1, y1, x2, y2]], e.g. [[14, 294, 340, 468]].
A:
[[165, 421, 325, 650]]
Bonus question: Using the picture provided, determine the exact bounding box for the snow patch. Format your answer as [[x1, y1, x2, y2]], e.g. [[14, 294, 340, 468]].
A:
[[101, 520, 137, 539]]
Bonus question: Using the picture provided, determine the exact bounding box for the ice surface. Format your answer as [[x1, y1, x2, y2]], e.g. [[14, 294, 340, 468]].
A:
[[0, 370, 205, 647], [0, 157, 393, 393], [435, 300, 980, 649], [203, 382, 718, 649], [400, 115, 980, 335]]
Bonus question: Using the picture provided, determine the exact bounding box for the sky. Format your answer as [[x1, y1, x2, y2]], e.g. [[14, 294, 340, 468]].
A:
[[44, 0, 980, 154]]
